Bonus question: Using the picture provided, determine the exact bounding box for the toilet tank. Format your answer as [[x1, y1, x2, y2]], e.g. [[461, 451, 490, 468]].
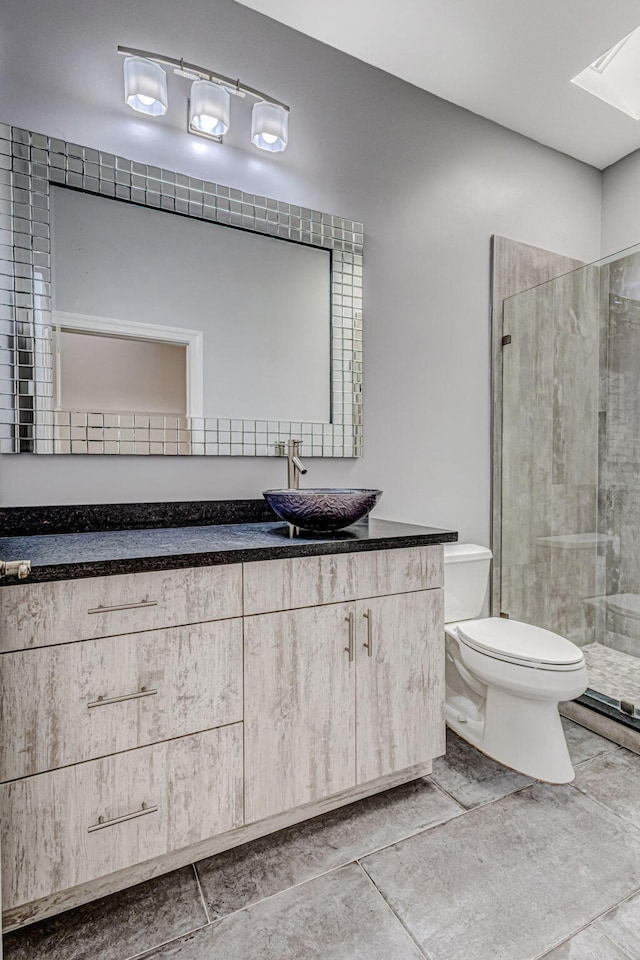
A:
[[443, 543, 493, 623]]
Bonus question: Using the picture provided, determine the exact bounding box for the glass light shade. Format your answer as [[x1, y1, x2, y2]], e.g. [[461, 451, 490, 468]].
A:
[[189, 79, 230, 137], [123, 56, 168, 116], [251, 101, 288, 153]]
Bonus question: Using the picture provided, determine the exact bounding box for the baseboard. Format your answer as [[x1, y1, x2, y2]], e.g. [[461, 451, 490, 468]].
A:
[[561, 700, 640, 755]]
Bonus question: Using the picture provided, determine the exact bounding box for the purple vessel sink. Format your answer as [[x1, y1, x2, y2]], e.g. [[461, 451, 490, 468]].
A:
[[263, 488, 383, 533]]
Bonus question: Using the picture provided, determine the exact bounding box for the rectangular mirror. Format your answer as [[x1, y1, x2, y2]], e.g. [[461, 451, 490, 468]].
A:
[[0, 124, 363, 456]]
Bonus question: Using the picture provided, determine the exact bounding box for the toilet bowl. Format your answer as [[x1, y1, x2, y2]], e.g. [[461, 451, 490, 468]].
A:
[[444, 544, 588, 783]]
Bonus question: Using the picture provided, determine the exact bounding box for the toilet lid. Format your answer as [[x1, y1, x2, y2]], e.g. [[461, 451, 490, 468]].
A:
[[457, 618, 584, 667]]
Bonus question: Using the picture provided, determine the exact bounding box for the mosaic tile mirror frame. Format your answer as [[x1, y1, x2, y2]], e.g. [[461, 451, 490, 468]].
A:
[[0, 124, 363, 456]]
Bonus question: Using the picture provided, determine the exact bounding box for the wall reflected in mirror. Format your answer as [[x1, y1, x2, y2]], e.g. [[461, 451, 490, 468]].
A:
[[55, 328, 188, 416], [50, 186, 332, 424]]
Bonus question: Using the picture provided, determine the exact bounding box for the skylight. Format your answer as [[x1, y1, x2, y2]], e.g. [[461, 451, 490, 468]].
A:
[[572, 26, 640, 120]]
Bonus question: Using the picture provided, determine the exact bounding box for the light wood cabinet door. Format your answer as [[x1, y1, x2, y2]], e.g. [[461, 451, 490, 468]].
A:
[[355, 589, 444, 783], [0, 563, 242, 652], [0, 724, 243, 910], [0, 618, 243, 781], [244, 603, 356, 823]]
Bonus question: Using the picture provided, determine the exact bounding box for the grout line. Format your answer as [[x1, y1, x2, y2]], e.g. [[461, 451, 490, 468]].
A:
[[175, 808, 468, 933], [355, 860, 430, 960], [597, 926, 636, 960], [136, 736, 635, 958], [424, 774, 467, 811], [16, 738, 628, 959], [191, 863, 212, 925], [570, 779, 640, 836], [151, 777, 475, 941], [530, 884, 640, 960], [573, 745, 620, 767], [183, 861, 367, 932], [426, 774, 541, 817], [123, 920, 211, 960]]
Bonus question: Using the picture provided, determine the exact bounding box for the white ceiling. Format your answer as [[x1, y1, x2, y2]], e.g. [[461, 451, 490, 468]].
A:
[[234, 0, 640, 169]]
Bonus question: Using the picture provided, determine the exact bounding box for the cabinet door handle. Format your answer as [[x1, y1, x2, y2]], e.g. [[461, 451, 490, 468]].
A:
[[87, 600, 158, 615], [87, 687, 158, 709], [363, 609, 373, 657], [344, 612, 355, 662], [88, 801, 158, 833]]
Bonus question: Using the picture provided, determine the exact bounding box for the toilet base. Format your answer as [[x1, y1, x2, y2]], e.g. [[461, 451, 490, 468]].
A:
[[445, 686, 576, 784]]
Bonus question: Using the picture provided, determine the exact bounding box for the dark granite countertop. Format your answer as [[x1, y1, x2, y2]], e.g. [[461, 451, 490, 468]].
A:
[[0, 517, 458, 584]]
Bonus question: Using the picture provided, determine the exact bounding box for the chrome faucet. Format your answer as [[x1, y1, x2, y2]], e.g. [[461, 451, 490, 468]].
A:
[[287, 439, 307, 489]]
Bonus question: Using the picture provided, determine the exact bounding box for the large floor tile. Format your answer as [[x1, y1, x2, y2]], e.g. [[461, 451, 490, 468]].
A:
[[430, 728, 533, 808], [139, 863, 424, 960], [2, 867, 207, 960], [540, 926, 632, 959], [362, 783, 640, 960], [195, 777, 460, 920], [596, 890, 640, 958], [562, 717, 618, 766], [574, 750, 640, 828]]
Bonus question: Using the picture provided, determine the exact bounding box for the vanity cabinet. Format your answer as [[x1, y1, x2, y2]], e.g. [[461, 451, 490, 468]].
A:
[[243, 547, 444, 822], [0, 618, 243, 781], [0, 543, 445, 929], [244, 602, 357, 823], [0, 564, 242, 652], [355, 590, 444, 783], [243, 546, 442, 615], [1, 725, 244, 909]]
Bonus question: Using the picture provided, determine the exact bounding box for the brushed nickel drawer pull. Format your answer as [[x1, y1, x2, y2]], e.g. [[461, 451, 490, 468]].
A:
[[87, 600, 159, 615], [363, 609, 373, 657], [344, 612, 355, 662], [88, 687, 158, 709], [88, 801, 158, 833]]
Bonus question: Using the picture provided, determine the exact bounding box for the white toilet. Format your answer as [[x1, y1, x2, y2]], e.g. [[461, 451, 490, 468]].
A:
[[444, 543, 588, 783]]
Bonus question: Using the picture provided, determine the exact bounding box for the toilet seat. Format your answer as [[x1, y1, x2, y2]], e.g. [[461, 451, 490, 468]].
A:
[[456, 618, 585, 671]]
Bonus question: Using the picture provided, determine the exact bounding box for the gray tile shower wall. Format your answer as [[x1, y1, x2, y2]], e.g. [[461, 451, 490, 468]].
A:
[[500, 260, 602, 643], [599, 268, 640, 656], [490, 235, 583, 617]]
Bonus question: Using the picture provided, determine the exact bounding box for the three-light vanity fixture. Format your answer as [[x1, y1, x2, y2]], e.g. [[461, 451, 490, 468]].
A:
[[119, 45, 289, 152]]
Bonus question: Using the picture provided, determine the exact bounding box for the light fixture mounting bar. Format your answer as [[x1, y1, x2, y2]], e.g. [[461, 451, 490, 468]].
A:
[[117, 45, 289, 111]]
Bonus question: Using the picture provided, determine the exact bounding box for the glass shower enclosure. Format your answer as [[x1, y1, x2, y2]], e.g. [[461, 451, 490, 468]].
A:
[[500, 243, 640, 730]]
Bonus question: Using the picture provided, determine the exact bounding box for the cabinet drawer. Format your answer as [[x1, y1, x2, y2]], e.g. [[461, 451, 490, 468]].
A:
[[244, 546, 443, 615], [1, 725, 244, 910], [0, 564, 242, 652], [0, 619, 243, 781]]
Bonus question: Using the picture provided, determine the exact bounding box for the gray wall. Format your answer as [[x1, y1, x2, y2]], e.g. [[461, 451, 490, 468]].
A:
[[602, 150, 640, 256], [0, 0, 602, 544]]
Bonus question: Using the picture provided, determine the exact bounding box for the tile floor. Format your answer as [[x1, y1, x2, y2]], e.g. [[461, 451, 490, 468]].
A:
[[5, 718, 640, 960], [582, 643, 640, 707]]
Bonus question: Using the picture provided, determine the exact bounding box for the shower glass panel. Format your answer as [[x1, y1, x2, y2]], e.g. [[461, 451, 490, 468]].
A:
[[500, 243, 640, 728]]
